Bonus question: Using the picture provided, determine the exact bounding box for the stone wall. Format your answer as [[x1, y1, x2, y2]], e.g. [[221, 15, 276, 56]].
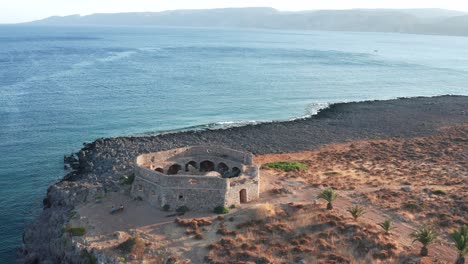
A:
[[132, 166, 230, 211], [225, 181, 259, 207], [131, 146, 259, 212], [137, 146, 253, 172], [225, 166, 260, 206]]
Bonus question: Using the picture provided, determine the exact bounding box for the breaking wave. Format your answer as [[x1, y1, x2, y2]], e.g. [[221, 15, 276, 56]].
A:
[[138, 102, 331, 136]]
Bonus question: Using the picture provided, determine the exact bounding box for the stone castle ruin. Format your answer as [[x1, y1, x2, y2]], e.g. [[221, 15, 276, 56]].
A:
[[131, 146, 260, 211]]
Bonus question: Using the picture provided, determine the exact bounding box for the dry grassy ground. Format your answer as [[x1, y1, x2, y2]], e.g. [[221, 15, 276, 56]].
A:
[[256, 124, 467, 235], [70, 125, 467, 264]]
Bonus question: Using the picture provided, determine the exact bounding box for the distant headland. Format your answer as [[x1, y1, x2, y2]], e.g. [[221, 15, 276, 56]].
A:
[[21, 7, 468, 37]]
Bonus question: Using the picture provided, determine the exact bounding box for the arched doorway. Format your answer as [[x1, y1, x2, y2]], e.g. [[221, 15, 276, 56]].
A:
[[167, 164, 182, 175], [240, 189, 247, 203], [217, 162, 229, 177], [155, 168, 164, 173], [200, 160, 215, 172], [185, 161, 198, 172]]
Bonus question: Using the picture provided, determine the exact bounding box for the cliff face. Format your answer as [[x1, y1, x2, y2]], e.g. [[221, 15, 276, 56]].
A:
[[17, 178, 106, 263], [17, 95, 468, 263]]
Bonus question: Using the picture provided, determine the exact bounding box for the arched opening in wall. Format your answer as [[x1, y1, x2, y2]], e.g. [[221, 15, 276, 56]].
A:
[[217, 162, 229, 177], [185, 161, 198, 172], [240, 189, 247, 203], [167, 164, 182, 175], [200, 160, 215, 172], [231, 167, 241, 178], [155, 168, 164, 173]]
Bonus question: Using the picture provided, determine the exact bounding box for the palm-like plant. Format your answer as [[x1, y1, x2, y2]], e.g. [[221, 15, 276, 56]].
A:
[[378, 219, 394, 234], [410, 226, 437, 256], [347, 205, 366, 220], [450, 225, 467, 264], [318, 188, 340, 210]]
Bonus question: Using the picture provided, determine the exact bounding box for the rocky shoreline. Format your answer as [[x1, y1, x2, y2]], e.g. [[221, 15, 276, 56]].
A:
[[17, 95, 468, 263]]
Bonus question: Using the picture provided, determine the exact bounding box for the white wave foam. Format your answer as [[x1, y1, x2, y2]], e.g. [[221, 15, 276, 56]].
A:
[[213, 120, 262, 127], [138, 102, 333, 136], [290, 102, 330, 120]]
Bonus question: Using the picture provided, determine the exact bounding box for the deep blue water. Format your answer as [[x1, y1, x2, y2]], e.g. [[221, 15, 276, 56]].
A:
[[1, 25, 468, 262]]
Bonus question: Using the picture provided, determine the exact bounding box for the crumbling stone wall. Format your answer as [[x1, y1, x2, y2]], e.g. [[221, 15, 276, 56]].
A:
[[225, 166, 260, 207], [131, 146, 259, 211], [137, 146, 253, 175]]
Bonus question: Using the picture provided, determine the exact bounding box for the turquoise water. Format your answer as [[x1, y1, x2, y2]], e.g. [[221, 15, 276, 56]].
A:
[[1, 25, 468, 262]]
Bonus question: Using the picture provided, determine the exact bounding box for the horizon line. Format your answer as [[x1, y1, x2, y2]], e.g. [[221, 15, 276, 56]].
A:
[[3, 6, 468, 25]]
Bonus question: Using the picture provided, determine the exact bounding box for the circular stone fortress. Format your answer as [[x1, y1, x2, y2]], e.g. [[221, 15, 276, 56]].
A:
[[131, 146, 260, 211]]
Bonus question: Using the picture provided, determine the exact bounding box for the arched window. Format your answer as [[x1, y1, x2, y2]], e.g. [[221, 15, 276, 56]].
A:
[[167, 164, 182, 175], [200, 160, 215, 172], [231, 167, 241, 177], [217, 162, 229, 177], [185, 161, 198, 172]]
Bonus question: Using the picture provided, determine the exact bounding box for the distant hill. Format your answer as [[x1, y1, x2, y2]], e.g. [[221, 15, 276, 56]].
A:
[[390, 8, 466, 19], [25, 7, 468, 36]]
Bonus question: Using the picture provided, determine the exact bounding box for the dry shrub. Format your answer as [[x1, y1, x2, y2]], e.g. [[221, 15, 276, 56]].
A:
[[264, 222, 291, 234], [175, 217, 212, 228], [175, 217, 212, 240], [246, 203, 276, 220], [236, 219, 263, 230], [217, 223, 236, 236], [194, 230, 204, 240], [116, 237, 146, 256]]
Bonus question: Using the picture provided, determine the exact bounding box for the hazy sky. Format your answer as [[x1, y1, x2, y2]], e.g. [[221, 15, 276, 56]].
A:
[[2, 0, 468, 23]]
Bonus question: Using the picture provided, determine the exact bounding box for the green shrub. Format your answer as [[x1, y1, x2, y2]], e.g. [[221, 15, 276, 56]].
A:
[[116, 237, 145, 254], [318, 188, 340, 210], [411, 226, 437, 256], [162, 204, 170, 211], [432, 190, 447, 196], [214, 206, 229, 214], [347, 205, 366, 220], [264, 161, 308, 172], [176, 206, 189, 213], [121, 174, 135, 185], [94, 194, 104, 200], [378, 219, 394, 234], [450, 225, 467, 263], [65, 226, 86, 236]]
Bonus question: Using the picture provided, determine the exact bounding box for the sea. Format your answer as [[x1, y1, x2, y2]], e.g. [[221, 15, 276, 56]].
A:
[[0, 25, 467, 262]]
